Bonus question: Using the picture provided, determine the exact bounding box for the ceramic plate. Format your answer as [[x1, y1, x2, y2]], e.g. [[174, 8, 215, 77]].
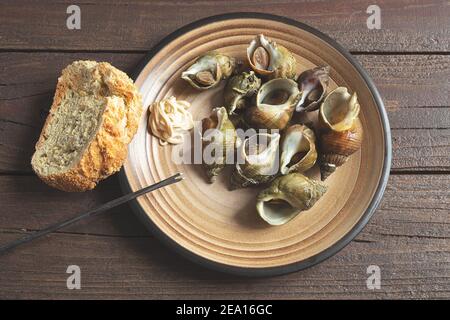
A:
[[120, 13, 392, 276]]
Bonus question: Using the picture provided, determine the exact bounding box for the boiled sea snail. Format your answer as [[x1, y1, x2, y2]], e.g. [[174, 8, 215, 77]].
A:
[[224, 71, 261, 115], [256, 173, 327, 225], [296, 65, 330, 112], [201, 107, 239, 183], [182, 51, 236, 90], [280, 124, 317, 175], [247, 34, 297, 79], [245, 78, 300, 130], [230, 132, 280, 190], [318, 87, 363, 180]]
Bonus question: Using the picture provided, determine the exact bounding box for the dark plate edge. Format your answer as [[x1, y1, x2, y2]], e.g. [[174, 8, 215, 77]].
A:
[[119, 12, 392, 277]]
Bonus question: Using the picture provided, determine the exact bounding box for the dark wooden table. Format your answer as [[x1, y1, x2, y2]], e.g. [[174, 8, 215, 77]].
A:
[[0, 0, 449, 299]]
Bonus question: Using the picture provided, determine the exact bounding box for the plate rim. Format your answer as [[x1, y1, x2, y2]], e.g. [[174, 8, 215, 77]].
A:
[[119, 12, 392, 277]]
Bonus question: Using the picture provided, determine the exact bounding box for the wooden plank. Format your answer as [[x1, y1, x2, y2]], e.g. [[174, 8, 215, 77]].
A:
[[0, 174, 448, 299], [0, 174, 448, 238], [0, 175, 149, 237], [356, 55, 450, 110], [359, 54, 450, 172], [392, 129, 450, 172], [0, 231, 448, 299], [0, 0, 449, 52], [0, 53, 449, 173]]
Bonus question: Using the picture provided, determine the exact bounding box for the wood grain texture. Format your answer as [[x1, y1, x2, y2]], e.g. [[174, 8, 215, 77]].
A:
[[0, 0, 448, 52], [0, 175, 147, 237], [0, 174, 448, 299], [1, 53, 448, 173], [0, 0, 449, 299]]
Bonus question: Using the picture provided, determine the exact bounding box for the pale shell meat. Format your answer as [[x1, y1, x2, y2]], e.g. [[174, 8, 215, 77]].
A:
[[181, 51, 236, 90], [247, 34, 297, 79]]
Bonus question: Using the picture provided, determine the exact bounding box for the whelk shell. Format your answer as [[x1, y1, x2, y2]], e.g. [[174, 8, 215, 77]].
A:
[[201, 107, 239, 183], [245, 78, 300, 130], [295, 65, 330, 112], [181, 51, 236, 90], [224, 71, 261, 115], [318, 87, 363, 180], [247, 34, 297, 79], [280, 124, 317, 175], [230, 132, 280, 189], [256, 173, 327, 225]]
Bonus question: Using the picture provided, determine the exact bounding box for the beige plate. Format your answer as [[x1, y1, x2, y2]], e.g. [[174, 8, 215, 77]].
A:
[[120, 13, 392, 276]]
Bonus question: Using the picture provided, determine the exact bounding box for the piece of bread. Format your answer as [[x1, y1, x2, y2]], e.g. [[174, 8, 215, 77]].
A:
[[31, 60, 142, 192]]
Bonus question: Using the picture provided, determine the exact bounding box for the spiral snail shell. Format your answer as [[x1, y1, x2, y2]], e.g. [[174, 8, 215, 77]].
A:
[[318, 87, 363, 180]]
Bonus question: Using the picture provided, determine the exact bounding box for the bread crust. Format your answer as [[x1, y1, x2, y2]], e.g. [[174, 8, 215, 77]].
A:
[[31, 60, 142, 192]]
